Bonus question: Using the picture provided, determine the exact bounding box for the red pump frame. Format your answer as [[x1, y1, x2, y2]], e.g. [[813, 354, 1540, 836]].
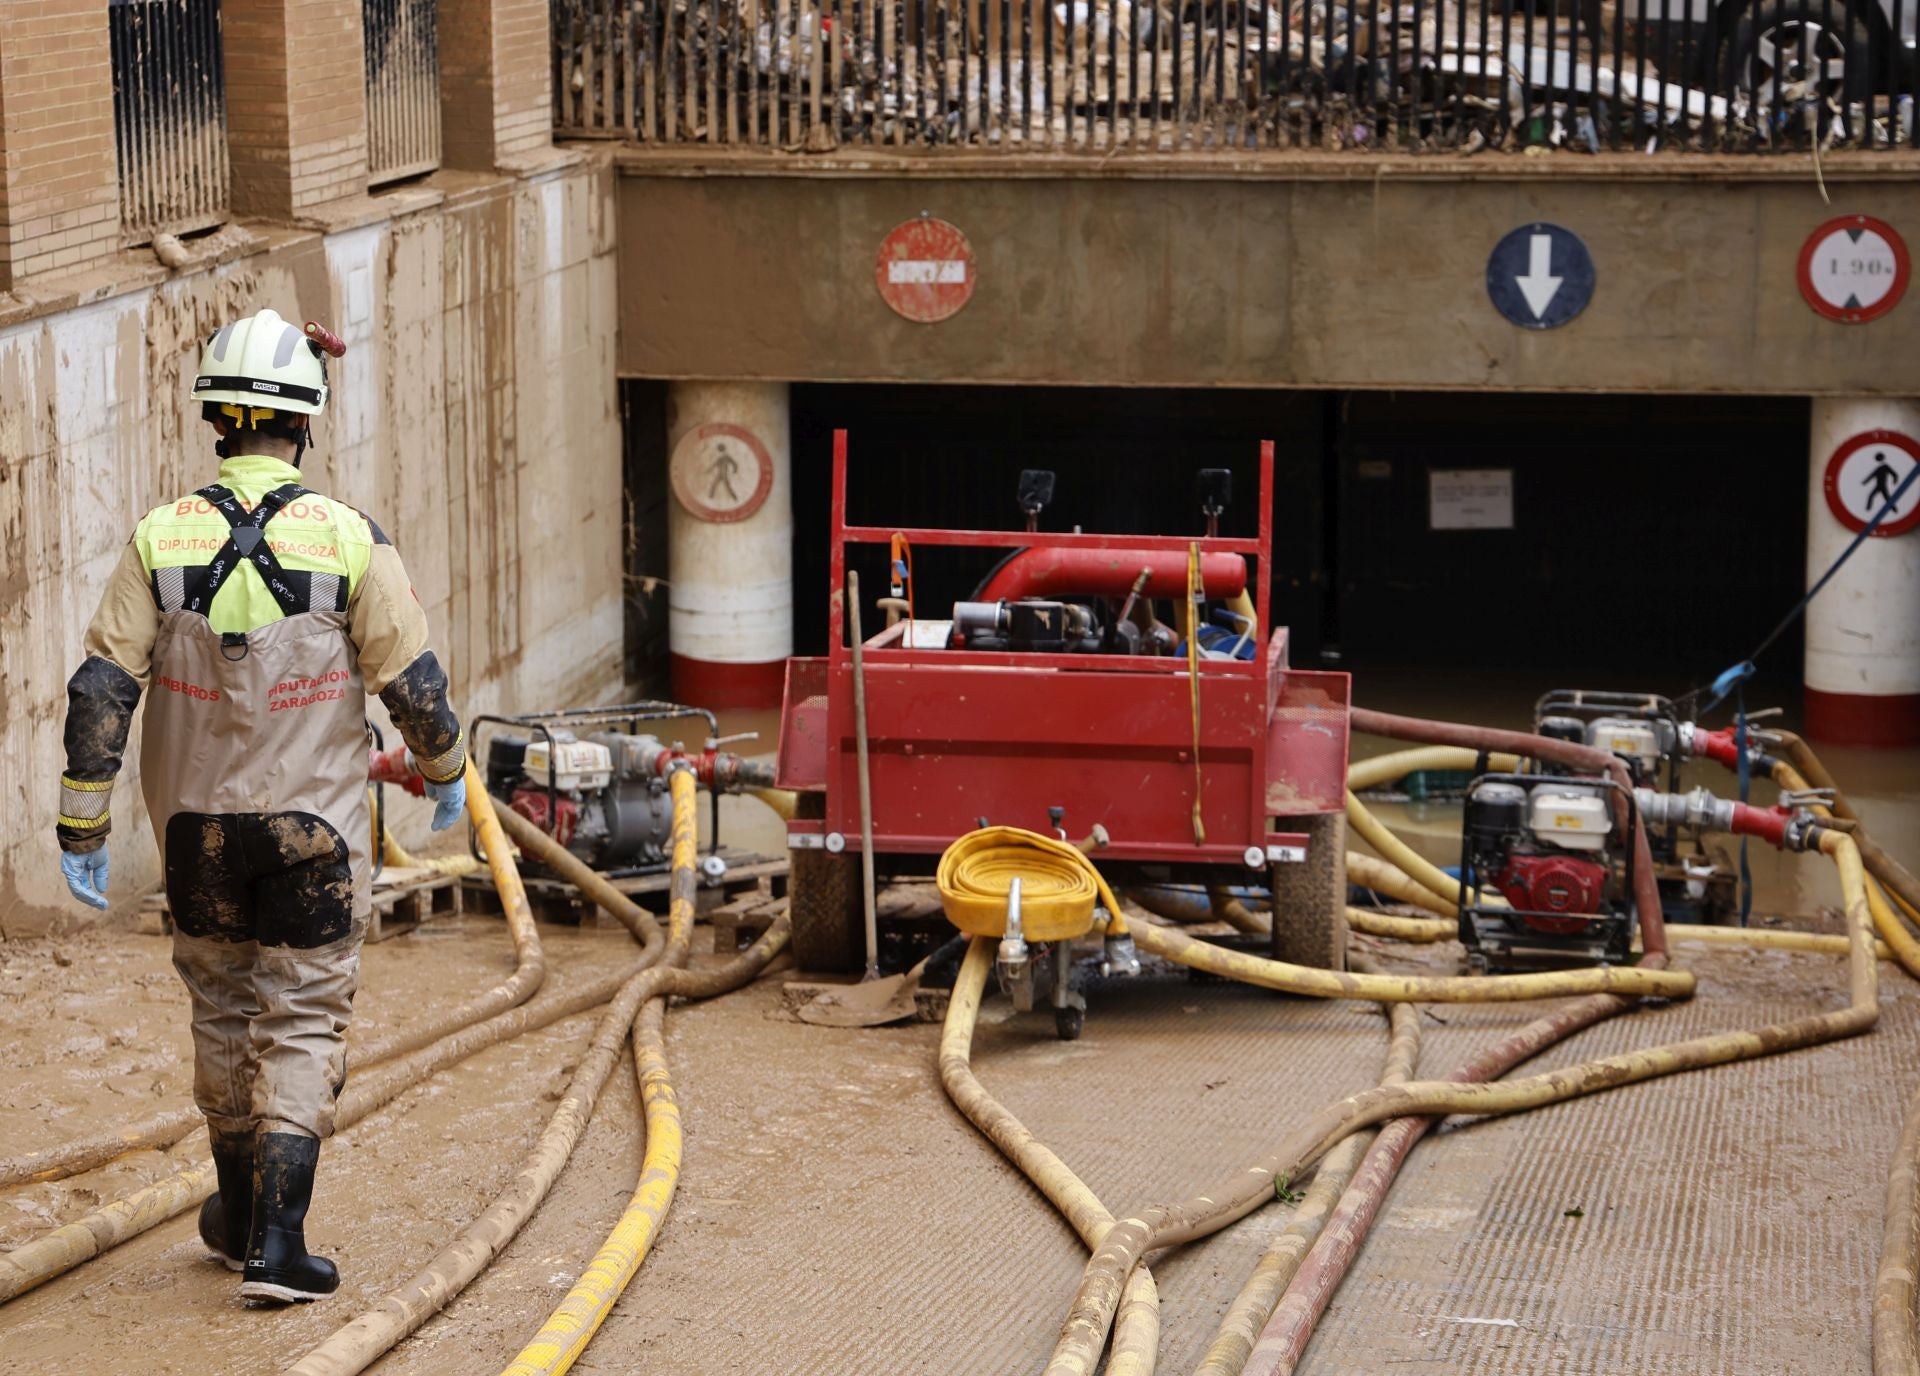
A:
[[776, 431, 1351, 869]]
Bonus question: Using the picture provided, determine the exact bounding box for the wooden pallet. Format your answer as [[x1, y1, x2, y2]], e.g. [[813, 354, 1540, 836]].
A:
[[364, 867, 465, 943], [138, 865, 465, 944], [711, 893, 785, 954], [460, 851, 788, 928]]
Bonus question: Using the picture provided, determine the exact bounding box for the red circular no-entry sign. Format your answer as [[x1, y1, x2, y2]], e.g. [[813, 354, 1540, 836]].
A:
[[1797, 215, 1909, 324], [874, 216, 975, 324], [1824, 430, 1920, 538]]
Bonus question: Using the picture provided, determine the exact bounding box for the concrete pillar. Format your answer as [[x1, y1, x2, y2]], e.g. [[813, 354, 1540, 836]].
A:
[[222, 0, 368, 218], [667, 382, 794, 709], [439, 0, 554, 171], [1804, 397, 1920, 746], [0, 0, 120, 289]]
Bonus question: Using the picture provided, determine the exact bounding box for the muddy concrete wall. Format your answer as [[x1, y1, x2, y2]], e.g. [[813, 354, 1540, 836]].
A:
[[616, 168, 1920, 394], [0, 159, 623, 939]]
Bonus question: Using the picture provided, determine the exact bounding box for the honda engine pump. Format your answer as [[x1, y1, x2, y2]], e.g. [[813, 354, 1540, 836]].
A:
[[1458, 773, 1635, 968]]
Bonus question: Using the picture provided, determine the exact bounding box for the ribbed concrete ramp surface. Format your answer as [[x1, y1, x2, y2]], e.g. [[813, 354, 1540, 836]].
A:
[[0, 924, 1909, 1375]]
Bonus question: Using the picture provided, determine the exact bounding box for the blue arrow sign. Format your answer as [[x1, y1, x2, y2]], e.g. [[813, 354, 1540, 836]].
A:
[[1486, 223, 1595, 330]]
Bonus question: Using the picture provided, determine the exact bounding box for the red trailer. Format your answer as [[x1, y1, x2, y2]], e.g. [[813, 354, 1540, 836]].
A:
[[776, 432, 1353, 975]]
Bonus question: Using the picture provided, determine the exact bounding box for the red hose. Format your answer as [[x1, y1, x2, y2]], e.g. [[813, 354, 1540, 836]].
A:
[[977, 547, 1247, 603], [1349, 707, 1669, 959], [1242, 992, 1634, 1376]]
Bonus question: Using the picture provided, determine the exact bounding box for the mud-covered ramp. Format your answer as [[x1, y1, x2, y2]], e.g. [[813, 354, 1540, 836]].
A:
[[0, 910, 1911, 1375]]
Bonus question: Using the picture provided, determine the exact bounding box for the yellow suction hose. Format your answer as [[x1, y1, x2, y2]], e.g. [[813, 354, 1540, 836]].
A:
[[938, 938, 1163, 1376], [1191, 998, 1422, 1376], [497, 766, 706, 1376], [291, 771, 789, 1376]]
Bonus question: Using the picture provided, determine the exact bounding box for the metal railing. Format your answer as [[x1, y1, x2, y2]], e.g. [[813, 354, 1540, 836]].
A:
[[109, 0, 230, 241], [554, 0, 1916, 150], [365, 0, 442, 183]]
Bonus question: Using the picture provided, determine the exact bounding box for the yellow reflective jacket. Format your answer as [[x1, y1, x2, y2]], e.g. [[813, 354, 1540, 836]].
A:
[[134, 453, 376, 633]]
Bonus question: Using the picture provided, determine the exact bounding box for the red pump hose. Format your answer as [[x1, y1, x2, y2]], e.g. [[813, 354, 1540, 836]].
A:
[[978, 547, 1247, 603]]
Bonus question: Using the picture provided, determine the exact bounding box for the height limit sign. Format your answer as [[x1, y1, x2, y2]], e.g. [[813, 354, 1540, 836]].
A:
[[1798, 215, 1909, 324], [875, 215, 976, 324]]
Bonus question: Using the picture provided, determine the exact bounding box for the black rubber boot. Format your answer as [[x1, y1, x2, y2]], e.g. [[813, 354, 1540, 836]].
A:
[[238, 1132, 339, 1304], [197, 1129, 254, 1272]]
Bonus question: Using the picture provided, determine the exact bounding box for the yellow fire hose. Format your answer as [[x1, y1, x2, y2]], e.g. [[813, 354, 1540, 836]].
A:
[[290, 771, 790, 1376], [1040, 827, 1876, 1373], [1344, 850, 1457, 918], [938, 937, 1164, 1376], [494, 767, 722, 1376]]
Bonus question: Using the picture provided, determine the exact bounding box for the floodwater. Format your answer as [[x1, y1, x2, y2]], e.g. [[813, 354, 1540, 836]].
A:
[[1350, 670, 1920, 919]]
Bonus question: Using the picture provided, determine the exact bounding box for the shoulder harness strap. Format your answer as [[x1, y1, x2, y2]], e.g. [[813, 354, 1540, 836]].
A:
[[151, 483, 349, 621]]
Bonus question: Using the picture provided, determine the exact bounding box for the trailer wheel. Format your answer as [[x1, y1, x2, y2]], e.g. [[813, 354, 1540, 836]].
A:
[[1269, 813, 1349, 972], [789, 793, 865, 973]]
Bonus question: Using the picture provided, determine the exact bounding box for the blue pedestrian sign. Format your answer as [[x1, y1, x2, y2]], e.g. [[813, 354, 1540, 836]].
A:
[[1486, 223, 1595, 330]]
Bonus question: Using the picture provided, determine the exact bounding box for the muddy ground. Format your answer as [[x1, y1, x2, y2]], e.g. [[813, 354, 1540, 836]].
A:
[[4, 692, 1916, 1374], [1, 892, 1914, 1374]]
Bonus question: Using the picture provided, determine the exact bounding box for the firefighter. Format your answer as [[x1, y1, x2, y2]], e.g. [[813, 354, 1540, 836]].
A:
[[54, 308, 468, 1304]]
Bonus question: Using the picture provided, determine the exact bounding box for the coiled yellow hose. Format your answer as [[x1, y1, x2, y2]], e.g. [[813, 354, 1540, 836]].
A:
[[936, 826, 1130, 941]]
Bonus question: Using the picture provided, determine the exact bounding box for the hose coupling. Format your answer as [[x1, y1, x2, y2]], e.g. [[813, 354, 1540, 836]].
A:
[[1782, 810, 1825, 853], [1101, 933, 1140, 978], [997, 876, 1029, 967], [1633, 786, 1735, 834]]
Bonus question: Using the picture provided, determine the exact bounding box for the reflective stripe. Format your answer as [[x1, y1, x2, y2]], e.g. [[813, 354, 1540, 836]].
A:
[[190, 373, 323, 408], [155, 565, 188, 613], [414, 730, 468, 786]]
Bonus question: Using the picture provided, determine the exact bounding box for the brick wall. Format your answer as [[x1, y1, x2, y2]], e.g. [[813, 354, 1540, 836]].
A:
[[0, 0, 120, 289], [224, 0, 369, 217], [441, 0, 552, 169]]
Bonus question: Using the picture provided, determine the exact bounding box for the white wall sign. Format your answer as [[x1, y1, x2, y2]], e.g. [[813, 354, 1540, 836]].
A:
[[1430, 468, 1514, 530]]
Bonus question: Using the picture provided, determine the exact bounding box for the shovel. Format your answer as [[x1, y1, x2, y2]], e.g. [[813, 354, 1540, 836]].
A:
[[795, 961, 925, 1027]]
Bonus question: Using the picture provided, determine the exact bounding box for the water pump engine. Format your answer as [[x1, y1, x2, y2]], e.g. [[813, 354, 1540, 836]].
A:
[[484, 729, 775, 871], [1458, 773, 1636, 969]]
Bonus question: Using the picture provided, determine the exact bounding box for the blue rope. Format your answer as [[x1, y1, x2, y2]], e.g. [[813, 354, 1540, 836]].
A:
[[1691, 461, 1920, 719], [1735, 684, 1753, 928]]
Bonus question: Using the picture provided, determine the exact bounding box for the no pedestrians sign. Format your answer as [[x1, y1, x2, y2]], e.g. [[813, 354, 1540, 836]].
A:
[[1823, 430, 1920, 538]]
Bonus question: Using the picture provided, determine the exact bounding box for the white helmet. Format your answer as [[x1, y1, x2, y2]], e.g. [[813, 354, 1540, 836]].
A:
[[190, 308, 330, 418]]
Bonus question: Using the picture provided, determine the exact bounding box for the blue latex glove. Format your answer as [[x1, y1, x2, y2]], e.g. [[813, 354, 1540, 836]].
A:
[[61, 848, 110, 910], [424, 774, 467, 833]]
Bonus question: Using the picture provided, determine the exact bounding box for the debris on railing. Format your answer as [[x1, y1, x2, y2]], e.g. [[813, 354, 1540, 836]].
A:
[[553, 0, 1919, 152]]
